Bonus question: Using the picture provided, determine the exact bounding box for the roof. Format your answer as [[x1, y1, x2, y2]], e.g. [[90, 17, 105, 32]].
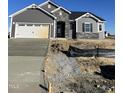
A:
[[9, 4, 57, 19], [69, 11, 87, 20], [70, 11, 105, 21], [39, 0, 59, 8], [88, 12, 106, 21], [51, 6, 71, 14]]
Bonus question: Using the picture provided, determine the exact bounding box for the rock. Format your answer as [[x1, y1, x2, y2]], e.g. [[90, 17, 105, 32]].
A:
[[94, 84, 100, 88], [111, 86, 115, 91], [107, 88, 112, 92], [101, 85, 107, 90]]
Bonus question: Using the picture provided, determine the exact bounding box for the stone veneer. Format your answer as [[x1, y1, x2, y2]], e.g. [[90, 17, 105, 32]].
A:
[[76, 32, 99, 39], [52, 9, 72, 38]]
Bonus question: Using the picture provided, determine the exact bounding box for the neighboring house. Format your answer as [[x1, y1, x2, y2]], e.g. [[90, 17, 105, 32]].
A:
[[9, 0, 105, 39]]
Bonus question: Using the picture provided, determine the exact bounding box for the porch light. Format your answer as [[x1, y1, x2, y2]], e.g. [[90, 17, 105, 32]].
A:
[[59, 11, 62, 15]]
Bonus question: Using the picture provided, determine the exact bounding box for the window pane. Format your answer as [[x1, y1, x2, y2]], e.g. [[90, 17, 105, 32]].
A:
[[18, 24, 25, 26], [84, 23, 91, 32], [99, 25, 102, 31], [27, 24, 33, 26], [34, 24, 41, 26], [86, 28, 90, 32]]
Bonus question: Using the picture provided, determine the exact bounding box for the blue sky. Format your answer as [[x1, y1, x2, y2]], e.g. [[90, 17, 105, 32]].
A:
[[8, 0, 115, 34]]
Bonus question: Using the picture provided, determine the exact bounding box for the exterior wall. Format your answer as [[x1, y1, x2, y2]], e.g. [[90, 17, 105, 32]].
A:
[[76, 17, 105, 39], [98, 22, 105, 32], [11, 8, 55, 38], [98, 22, 105, 39], [76, 32, 99, 39], [52, 9, 71, 38], [77, 17, 98, 33], [40, 2, 58, 13], [99, 31, 105, 39]]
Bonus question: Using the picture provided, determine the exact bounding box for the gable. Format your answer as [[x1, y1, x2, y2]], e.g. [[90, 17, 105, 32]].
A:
[[52, 8, 69, 16], [39, 1, 59, 12], [70, 12, 105, 22], [9, 4, 56, 19], [12, 8, 54, 23], [51, 7, 71, 14]]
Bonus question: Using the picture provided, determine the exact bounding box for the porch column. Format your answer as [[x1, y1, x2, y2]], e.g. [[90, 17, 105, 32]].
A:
[[53, 20, 56, 38], [10, 17, 13, 38], [76, 20, 78, 33]]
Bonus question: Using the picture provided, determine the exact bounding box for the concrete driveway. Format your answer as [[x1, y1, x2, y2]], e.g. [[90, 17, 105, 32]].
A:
[[8, 39, 49, 93]]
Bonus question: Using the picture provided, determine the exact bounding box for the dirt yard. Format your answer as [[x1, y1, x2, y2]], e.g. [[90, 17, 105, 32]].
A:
[[50, 39, 115, 51], [43, 39, 115, 93]]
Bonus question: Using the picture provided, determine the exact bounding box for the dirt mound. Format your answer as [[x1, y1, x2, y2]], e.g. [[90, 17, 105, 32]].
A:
[[43, 50, 114, 93]]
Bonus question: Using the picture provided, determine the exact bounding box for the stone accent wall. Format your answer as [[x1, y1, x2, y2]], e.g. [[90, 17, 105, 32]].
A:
[[52, 9, 71, 38], [76, 32, 99, 39]]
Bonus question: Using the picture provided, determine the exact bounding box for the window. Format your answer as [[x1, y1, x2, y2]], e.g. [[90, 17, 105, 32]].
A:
[[18, 24, 25, 26], [34, 24, 41, 26], [83, 23, 92, 32], [99, 24, 102, 31], [48, 4, 51, 8], [27, 24, 33, 26]]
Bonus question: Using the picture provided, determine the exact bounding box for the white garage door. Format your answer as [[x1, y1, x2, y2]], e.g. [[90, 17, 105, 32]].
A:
[[15, 23, 50, 38]]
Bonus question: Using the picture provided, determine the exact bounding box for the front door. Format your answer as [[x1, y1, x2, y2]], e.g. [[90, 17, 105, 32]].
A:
[[56, 21, 65, 38]]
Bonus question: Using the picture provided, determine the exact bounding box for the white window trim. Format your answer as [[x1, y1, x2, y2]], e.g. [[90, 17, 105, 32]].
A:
[[84, 22, 90, 24]]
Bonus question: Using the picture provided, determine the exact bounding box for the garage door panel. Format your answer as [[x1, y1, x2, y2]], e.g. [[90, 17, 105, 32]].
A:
[[38, 25, 49, 38], [15, 24, 34, 38]]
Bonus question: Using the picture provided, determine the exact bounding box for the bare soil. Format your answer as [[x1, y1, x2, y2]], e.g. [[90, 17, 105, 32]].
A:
[[43, 39, 115, 93]]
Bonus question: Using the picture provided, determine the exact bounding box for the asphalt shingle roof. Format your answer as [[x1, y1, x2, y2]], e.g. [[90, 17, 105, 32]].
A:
[[70, 11, 105, 21]]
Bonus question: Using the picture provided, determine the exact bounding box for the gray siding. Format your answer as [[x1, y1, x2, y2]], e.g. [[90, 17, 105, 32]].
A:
[[40, 3, 58, 12], [13, 9, 54, 23], [52, 9, 71, 38], [76, 17, 105, 39], [12, 8, 55, 37], [77, 17, 97, 33]]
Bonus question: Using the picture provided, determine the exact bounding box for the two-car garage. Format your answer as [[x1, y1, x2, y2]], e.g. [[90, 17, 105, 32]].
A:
[[10, 4, 56, 38], [15, 23, 50, 38]]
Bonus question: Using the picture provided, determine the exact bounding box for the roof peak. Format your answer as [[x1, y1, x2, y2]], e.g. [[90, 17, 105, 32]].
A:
[[39, 0, 60, 8]]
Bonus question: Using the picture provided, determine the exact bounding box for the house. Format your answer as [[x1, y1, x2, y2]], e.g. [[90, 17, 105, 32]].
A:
[[9, 0, 105, 39]]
